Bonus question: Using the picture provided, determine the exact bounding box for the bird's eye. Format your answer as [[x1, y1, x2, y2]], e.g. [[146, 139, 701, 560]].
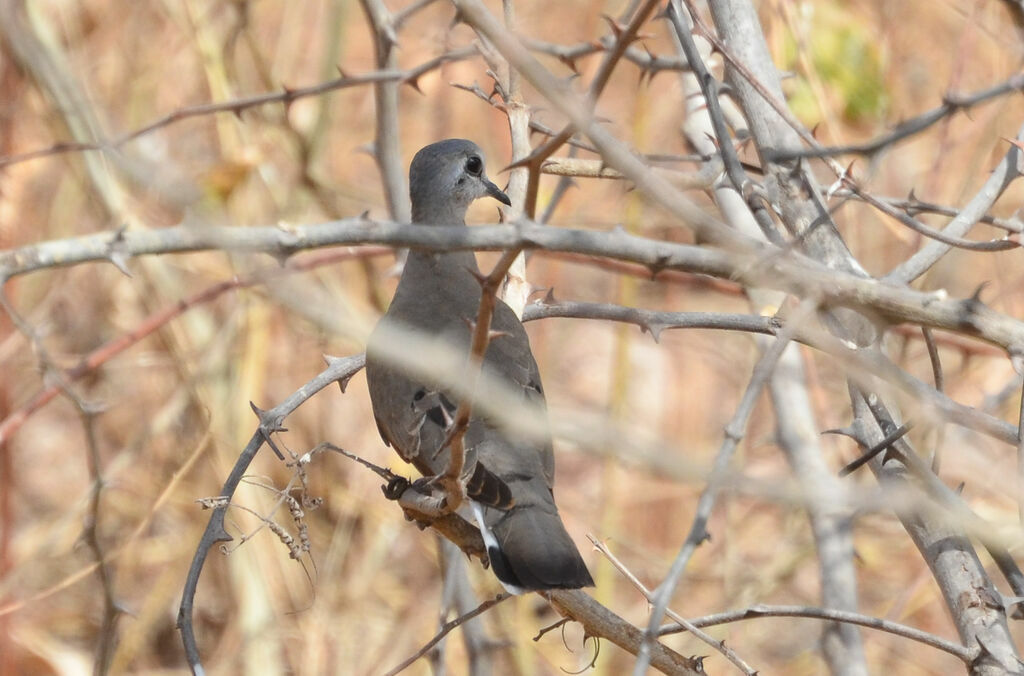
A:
[[465, 155, 483, 176]]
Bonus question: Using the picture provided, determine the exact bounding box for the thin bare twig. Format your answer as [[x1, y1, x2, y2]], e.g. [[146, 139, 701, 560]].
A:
[[0, 248, 389, 445], [667, 1, 782, 245], [383, 593, 510, 676], [439, 248, 523, 509], [766, 73, 1024, 162], [0, 54, 475, 169], [659, 605, 972, 662], [830, 189, 1024, 235], [591, 536, 757, 674]]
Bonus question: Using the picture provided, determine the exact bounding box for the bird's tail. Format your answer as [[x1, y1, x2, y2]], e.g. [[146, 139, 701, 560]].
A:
[[471, 502, 593, 594]]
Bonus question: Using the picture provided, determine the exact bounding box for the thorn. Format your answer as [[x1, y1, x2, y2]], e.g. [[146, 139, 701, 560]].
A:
[[904, 188, 922, 216], [971, 636, 1004, 669], [107, 251, 132, 277], [269, 250, 291, 267], [969, 281, 990, 303], [360, 209, 371, 220], [502, 157, 533, 174], [464, 267, 487, 286], [336, 65, 349, 79], [955, 481, 965, 494], [647, 254, 670, 278], [381, 27, 399, 51], [281, 84, 297, 114], [404, 76, 424, 94], [487, 329, 510, 341], [821, 426, 857, 439], [264, 435, 286, 460], [642, 323, 666, 343], [543, 287, 557, 304], [844, 160, 857, 185], [600, 14, 623, 40], [705, 34, 720, 56], [558, 55, 579, 75]]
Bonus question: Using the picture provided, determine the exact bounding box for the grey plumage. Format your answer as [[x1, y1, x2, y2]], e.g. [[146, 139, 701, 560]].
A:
[[365, 139, 593, 592]]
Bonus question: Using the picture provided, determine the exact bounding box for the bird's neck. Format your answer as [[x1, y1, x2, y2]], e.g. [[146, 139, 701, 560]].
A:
[[405, 210, 482, 286], [397, 211, 483, 313], [403, 248, 481, 279], [412, 205, 467, 225]]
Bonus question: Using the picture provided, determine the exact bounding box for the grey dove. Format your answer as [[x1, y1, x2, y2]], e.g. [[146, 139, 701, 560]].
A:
[[365, 139, 593, 593]]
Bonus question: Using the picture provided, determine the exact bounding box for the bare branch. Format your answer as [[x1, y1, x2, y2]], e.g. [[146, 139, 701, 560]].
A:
[[660, 605, 972, 663], [383, 593, 510, 676]]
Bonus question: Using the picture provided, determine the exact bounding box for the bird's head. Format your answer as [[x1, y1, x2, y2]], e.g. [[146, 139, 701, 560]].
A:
[[409, 139, 510, 224]]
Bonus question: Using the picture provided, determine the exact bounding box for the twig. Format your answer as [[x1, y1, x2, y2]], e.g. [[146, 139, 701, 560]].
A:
[[659, 604, 972, 663], [765, 73, 1024, 162], [836, 422, 914, 477], [359, 0, 411, 224], [0, 291, 123, 671], [667, 1, 782, 245], [0, 426, 213, 618], [383, 593, 510, 676], [0, 53, 475, 169], [829, 189, 1024, 235], [590, 536, 757, 674], [0, 247, 389, 445], [439, 248, 523, 509], [840, 178, 1019, 252], [1017, 372, 1024, 525], [79, 404, 120, 676], [523, 299, 780, 342]]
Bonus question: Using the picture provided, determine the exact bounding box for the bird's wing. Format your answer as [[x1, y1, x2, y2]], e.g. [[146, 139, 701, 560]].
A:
[[483, 299, 556, 488]]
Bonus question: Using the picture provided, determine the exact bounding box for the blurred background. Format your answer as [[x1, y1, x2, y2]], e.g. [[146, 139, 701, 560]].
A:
[[1, 0, 1024, 673]]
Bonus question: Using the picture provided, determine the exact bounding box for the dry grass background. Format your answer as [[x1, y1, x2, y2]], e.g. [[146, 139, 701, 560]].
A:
[[1, 0, 1024, 674]]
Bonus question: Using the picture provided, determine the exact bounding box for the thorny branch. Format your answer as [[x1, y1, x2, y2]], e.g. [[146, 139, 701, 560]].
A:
[[660, 605, 972, 663]]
